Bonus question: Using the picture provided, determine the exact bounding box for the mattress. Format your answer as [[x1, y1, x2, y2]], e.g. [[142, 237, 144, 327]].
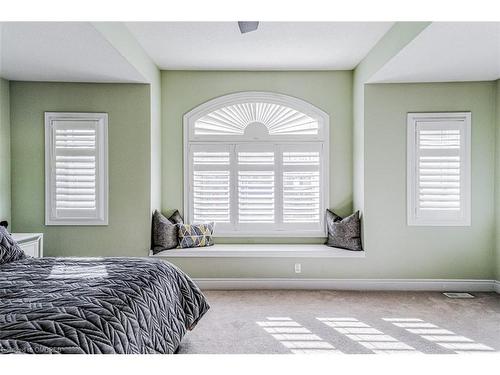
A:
[[0, 257, 209, 354]]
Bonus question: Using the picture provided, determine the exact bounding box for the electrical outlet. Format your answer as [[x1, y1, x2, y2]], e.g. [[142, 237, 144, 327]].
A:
[[294, 263, 301, 274]]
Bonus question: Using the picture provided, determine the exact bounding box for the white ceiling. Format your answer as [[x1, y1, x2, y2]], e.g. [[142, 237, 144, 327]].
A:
[[0, 22, 146, 83], [1, 22, 499, 84], [370, 22, 500, 83], [125, 22, 394, 70]]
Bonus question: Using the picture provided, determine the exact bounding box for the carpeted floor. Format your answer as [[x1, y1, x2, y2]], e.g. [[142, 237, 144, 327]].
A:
[[178, 290, 500, 354]]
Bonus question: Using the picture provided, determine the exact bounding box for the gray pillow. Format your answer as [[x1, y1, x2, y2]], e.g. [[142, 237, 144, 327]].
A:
[[152, 210, 178, 254], [168, 210, 184, 224], [326, 210, 363, 251], [0, 226, 27, 264]]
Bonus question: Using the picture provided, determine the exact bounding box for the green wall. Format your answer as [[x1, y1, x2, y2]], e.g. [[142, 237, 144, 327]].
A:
[[92, 23, 162, 212], [6, 73, 500, 281], [364, 82, 496, 280], [161, 71, 497, 280], [0, 78, 10, 223], [496, 80, 500, 280], [169, 82, 497, 280], [353, 22, 430, 213], [10, 82, 151, 257], [162, 70, 353, 245]]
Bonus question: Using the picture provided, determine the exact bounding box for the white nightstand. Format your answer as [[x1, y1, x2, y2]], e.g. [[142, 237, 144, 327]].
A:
[[12, 233, 44, 258]]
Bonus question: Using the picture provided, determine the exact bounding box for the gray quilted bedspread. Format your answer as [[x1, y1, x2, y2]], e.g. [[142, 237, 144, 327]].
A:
[[0, 257, 209, 354]]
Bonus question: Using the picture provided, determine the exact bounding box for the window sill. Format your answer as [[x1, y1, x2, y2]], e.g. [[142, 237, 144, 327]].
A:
[[149, 244, 365, 258], [212, 231, 327, 238]]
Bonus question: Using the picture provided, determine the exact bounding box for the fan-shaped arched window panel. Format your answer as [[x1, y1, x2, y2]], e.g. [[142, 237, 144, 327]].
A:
[[195, 102, 319, 136], [183, 92, 329, 237]]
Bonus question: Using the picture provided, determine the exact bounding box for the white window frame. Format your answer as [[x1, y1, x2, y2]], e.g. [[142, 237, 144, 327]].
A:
[[45, 112, 108, 226], [407, 112, 471, 226], [183, 91, 330, 237]]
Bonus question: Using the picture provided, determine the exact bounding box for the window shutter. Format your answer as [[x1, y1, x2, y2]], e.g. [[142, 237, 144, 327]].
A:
[[237, 151, 275, 223], [55, 128, 97, 211], [191, 151, 231, 223], [45, 113, 108, 225], [407, 113, 471, 226], [417, 129, 461, 212], [282, 149, 321, 224]]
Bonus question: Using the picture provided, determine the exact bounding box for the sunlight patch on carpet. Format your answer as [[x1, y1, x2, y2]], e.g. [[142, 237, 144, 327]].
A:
[[383, 318, 495, 354], [257, 317, 340, 354]]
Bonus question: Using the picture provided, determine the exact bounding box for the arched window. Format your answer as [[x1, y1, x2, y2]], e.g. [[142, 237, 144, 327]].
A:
[[183, 91, 329, 237]]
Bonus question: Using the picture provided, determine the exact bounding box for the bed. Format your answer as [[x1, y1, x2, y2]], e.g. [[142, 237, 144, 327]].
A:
[[0, 256, 209, 354]]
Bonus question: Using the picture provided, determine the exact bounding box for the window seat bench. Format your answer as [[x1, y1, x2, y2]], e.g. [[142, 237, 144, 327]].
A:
[[149, 244, 365, 258]]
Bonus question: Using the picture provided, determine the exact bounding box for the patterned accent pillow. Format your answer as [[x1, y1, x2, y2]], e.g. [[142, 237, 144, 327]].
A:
[[178, 222, 215, 248], [326, 210, 363, 251], [0, 226, 27, 264], [151, 210, 178, 254], [168, 210, 184, 224]]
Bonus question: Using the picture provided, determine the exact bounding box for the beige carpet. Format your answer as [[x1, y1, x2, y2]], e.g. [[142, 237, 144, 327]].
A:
[[178, 290, 500, 354]]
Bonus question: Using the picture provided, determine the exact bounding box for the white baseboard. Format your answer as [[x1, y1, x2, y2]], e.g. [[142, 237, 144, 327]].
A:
[[494, 280, 500, 294], [194, 278, 499, 292]]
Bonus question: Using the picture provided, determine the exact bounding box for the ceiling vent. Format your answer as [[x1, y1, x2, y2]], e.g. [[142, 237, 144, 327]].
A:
[[238, 21, 259, 34]]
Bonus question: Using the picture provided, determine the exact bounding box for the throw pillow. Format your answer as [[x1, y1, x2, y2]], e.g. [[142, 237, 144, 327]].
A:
[[326, 210, 363, 251], [168, 210, 184, 224], [0, 226, 27, 264], [151, 210, 178, 254], [178, 222, 215, 248]]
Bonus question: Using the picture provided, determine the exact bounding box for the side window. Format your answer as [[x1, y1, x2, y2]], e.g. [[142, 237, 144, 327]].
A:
[[45, 112, 108, 225], [407, 112, 471, 226]]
